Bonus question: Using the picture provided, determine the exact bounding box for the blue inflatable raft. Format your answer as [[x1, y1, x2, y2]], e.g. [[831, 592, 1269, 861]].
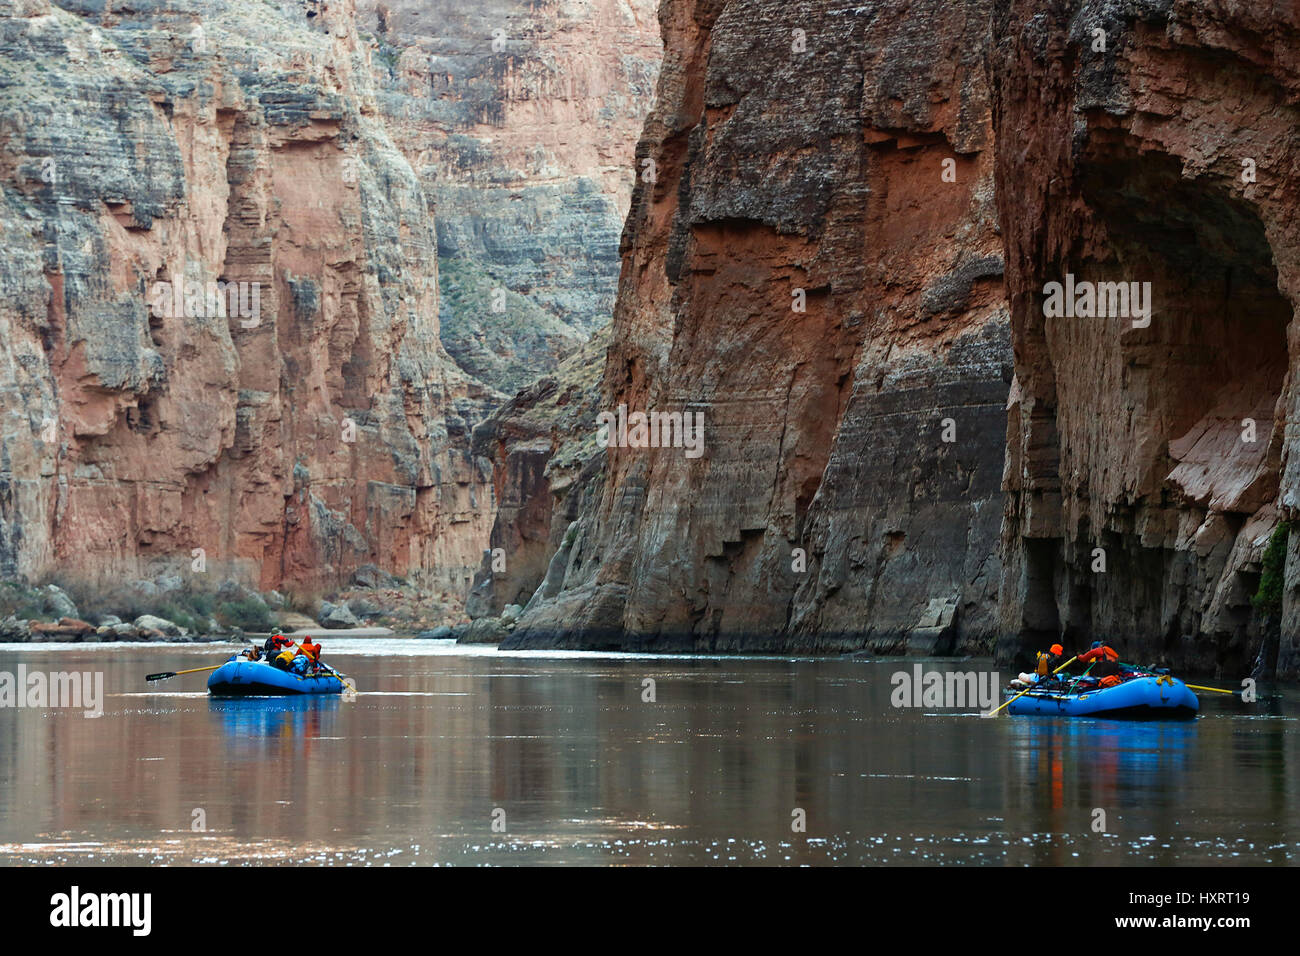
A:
[[207, 658, 348, 697], [1005, 675, 1198, 719]]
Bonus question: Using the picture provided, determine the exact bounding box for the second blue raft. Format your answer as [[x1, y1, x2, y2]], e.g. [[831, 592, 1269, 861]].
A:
[[207, 658, 347, 697], [1005, 675, 1198, 719]]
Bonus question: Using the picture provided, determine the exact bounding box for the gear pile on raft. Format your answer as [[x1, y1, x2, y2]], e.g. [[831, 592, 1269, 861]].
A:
[[1002, 641, 1199, 719]]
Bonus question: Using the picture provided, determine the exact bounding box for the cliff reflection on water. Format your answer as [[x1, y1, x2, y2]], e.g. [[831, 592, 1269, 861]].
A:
[[0, 643, 1295, 865]]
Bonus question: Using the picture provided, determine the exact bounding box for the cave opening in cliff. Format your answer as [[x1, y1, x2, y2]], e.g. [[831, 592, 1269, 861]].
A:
[[1034, 146, 1289, 656]]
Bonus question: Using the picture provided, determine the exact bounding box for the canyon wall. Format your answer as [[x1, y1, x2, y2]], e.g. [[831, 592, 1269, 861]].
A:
[[357, 0, 661, 395], [484, 0, 1300, 674], [992, 0, 1300, 679], [0, 0, 492, 595], [0, 0, 658, 601], [493, 0, 1014, 653]]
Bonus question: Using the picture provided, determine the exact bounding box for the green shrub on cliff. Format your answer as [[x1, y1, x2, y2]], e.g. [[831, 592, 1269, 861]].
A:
[[0, 582, 46, 621], [216, 597, 274, 633], [156, 599, 210, 635], [1252, 521, 1290, 613]]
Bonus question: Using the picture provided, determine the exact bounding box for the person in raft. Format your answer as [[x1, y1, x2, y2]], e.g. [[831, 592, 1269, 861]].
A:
[[296, 637, 323, 675], [1036, 643, 1065, 680], [1077, 640, 1123, 681], [276, 636, 323, 676], [263, 632, 294, 659], [1014, 643, 1066, 687]]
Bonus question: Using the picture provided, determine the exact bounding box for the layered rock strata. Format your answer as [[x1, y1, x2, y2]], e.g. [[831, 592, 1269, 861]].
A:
[[0, 0, 492, 594], [356, 0, 662, 394], [495, 0, 1014, 652], [466, 326, 608, 619]]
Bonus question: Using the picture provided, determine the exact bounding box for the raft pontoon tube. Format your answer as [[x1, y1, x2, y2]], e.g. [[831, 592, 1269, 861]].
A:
[[1005, 675, 1198, 719], [207, 658, 347, 697]]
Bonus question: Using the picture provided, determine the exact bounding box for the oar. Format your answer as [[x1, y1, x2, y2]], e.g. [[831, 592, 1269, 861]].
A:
[[984, 655, 1078, 717], [1116, 664, 1235, 696], [149, 638, 267, 683], [146, 663, 225, 682]]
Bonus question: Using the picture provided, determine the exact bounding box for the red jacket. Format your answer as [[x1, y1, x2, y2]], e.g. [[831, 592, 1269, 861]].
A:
[[1078, 645, 1118, 663]]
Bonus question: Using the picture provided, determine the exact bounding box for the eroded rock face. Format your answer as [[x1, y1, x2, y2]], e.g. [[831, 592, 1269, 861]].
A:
[[992, 1, 1300, 678], [501, 0, 1012, 652], [355, 0, 662, 394], [0, 0, 492, 595], [466, 326, 607, 618]]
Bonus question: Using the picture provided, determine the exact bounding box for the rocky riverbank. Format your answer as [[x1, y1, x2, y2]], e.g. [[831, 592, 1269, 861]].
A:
[[0, 565, 465, 643]]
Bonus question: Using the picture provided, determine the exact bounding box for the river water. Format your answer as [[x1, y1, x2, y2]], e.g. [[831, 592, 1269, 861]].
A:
[[0, 641, 1295, 866]]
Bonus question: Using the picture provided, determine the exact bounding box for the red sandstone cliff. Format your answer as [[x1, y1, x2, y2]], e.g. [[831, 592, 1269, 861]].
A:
[[485, 0, 1300, 679], [0, 0, 658, 605], [495, 0, 1013, 653], [0, 0, 492, 596], [466, 326, 608, 619]]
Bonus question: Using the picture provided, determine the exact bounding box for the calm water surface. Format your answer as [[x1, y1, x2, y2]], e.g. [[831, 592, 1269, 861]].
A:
[[0, 640, 1296, 865]]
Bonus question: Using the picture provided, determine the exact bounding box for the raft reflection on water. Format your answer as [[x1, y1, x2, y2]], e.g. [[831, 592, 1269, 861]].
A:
[[209, 696, 341, 756]]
